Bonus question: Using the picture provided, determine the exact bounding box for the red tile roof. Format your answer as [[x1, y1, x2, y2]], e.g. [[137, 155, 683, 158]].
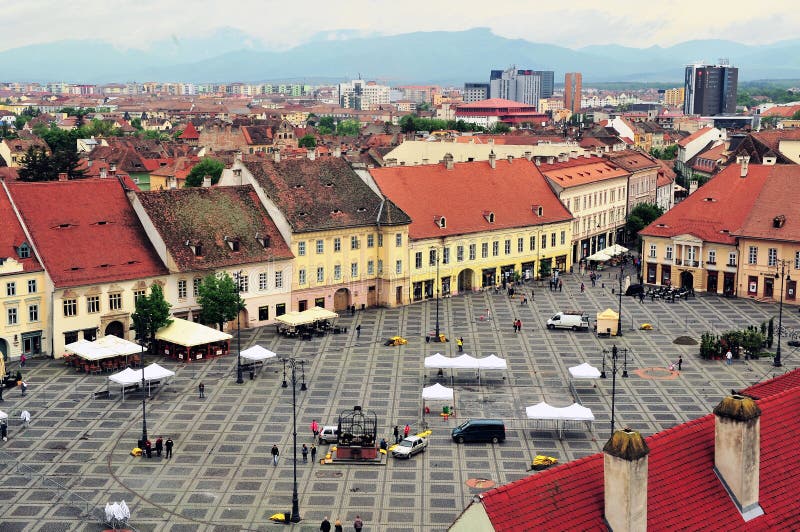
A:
[[733, 165, 800, 241], [604, 150, 659, 172], [677, 126, 714, 147], [0, 185, 43, 272], [539, 156, 630, 189], [760, 104, 800, 118], [6, 178, 167, 288], [742, 368, 800, 398], [478, 383, 800, 531], [178, 121, 200, 140], [640, 163, 772, 244], [370, 159, 572, 240]]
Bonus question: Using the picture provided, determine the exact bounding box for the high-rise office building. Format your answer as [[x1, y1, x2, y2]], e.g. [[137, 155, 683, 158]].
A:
[[683, 63, 738, 116], [564, 72, 582, 113], [488, 67, 554, 108], [463, 82, 490, 103]]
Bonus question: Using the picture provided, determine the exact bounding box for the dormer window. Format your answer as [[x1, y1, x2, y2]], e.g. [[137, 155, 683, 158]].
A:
[[483, 211, 495, 223], [531, 205, 543, 217], [257, 235, 271, 248], [224, 236, 241, 252], [17, 243, 30, 259], [434, 216, 446, 228], [774, 215, 786, 228], [186, 240, 203, 257]]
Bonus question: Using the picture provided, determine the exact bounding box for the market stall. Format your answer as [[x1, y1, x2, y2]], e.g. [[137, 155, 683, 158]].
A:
[[155, 318, 232, 362], [568, 362, 602, 400], [596, 308, 619, 336], [275, 306, 339, 338], [422, 383, 456, 418], [424, 353, 508, 384], [525, 401, 595, 439], [240, 345, 277, 374], [65, 335, 145, 373], [108, 362, 175, 398]]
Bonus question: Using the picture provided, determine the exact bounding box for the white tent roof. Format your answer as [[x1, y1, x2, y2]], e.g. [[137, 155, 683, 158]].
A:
[[108, 363, 175, 386], [586, 250, 612, 262], [240, 345, 277, 361], [602, 243, 629, 256], [0, 410, 7, 421], [155, 317, 232, 347], [306, 306, 338, 321], [424, 353, 455, 368], [67, 335, 145, 361], [451, 354, 480, 369], [478, 354, 508, 370], [569, 362, 602, 379], [94, 335, 143, 356], [422, 383, 454, 401], [525, 402, 595, 421]]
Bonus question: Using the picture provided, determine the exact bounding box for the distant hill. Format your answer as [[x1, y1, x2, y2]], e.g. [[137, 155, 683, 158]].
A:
[[3, 28, 800, 84]]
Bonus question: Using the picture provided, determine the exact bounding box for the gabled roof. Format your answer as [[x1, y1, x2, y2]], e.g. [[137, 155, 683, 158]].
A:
[[604, 149, 659, 172], [457, 98, 533, 109], [477, 374, 800, 531], [246, 157, 410, 232], [733, 165, 800, 242], [178, 121, 200, 140], [135, 185, 293, 271], [6, 178, 167, 287], [677, 126, 714, 147], [241, 125, 273, 145], [0, 185, 43, 272], [640, 163, 772, 244], [539, 156, 630, 189], [370, 158, 572, 240]]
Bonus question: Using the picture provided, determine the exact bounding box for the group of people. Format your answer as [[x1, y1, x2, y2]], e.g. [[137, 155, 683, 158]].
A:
[[512, 319, 523, 333], [141, 436, 173, 459], [393, 423, 411, 444], [320, 515, 363, 532]]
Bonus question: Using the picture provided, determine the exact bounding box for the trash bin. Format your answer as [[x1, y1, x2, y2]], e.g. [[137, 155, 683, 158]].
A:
[[284, 512, 291, 524]]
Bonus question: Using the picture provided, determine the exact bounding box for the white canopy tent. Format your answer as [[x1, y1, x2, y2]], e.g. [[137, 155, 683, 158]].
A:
[[422, 383, 455, 417], [424, 353, 455, 369], [156, 318, 232, 347], [602, 243, 629, 256], [66, 335, 144, 362], [240, 345, 277, 361], [276, 306, 339, 328], [108, 363, 175, 398], [586, 250, 612, 262], [425, 353, 508, 383], [525, 401, 595, 438], [569, 363, 601, 379]]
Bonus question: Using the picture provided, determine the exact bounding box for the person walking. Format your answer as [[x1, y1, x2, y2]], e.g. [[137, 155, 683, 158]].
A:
[[155, 436, 164, 458], [580, 282, 585, 293], [311, 419, 320, 441], [320, 516, 332, 532], [19, 353, 26, 367], [334, 519, 343, 532], [198, 382, 205, 399], [20, 380, 27, 396], [516, 319, 522, 333], [271, 444, 280, 466], [1, 419, 7, 441], [403, 424, 410, 438], [677, 356, 683, 371], [310, 443, 317, 463], [165, 437, 174, 459], [457, 337, 463, 352], [356, 324, 361, 338], [20, 410, 30, 429], [512, 320, 518, 333], [353, 515, 364, 532], [302, 444, 308, 463], [726, 350, 733, 365], [379, 438, 388, 452], [145, 439, 152, 459], [393, 425, 400, 444]]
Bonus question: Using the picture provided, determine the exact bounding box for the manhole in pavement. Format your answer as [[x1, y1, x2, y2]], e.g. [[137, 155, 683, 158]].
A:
[[315, 470, 343, 478], [466, 478, 496, 489], [634, 367, 680, 380]]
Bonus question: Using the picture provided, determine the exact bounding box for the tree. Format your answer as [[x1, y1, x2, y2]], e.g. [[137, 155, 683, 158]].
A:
[[317, 116, 335, 135], [336, 119, 360, 137], [626, 203, 664, 249], [792, 110, 800, 120], [17, 146, 54, 181], [185, 157, 225, 187], [298, 134, 317, 148], [197, 273, 245, 331], [490, 122, 511, 134], [131, 284, 173, 356]]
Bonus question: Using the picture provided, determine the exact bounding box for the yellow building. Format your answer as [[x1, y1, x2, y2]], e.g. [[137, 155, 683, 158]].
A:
[[664, 87, 685, 108]]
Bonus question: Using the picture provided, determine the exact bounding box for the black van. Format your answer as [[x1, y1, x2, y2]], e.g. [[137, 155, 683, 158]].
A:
[[451, 419, 505, 443]]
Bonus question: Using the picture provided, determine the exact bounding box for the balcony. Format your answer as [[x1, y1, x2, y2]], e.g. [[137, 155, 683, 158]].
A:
[[727, 262, 737, 268]]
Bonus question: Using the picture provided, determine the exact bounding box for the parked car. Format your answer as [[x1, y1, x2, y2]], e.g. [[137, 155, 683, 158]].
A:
[[546, 311, 590, 331], [391, 435, 428, 458], [451, 419, 505, 444], [318, 426, 339, 444]]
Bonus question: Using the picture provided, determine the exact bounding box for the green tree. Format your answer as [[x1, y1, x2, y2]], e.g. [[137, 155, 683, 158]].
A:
[[400, 114, 417, 133], [792, 110, 800, 120], [184, 157, 225, 187], [336, 119, 360, 136], [17, 146, 54, 181], [298, 134, 317, 148], [143, 130, 170, 141], [626, 203, 665, 248], [130, 118, 143, 130], [490, 122, 511, 134], [197, 273, 245, 331], [317, 116, 335, 135], [131, 284, 173, 355]]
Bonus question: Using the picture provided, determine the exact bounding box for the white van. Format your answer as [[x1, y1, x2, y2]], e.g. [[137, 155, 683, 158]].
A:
[[547, 311, 590, 331]]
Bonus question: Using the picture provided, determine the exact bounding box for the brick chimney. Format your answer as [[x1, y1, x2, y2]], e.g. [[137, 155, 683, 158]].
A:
[[523, 151, 532, 161], [99, 166, 107, 179], [443, 153, 454, 170], [58, 172, 68, 182], [202, 175, 212, 187], [713, 395, 764, 520], [603, 428, 649, 532], [488, 150, 496, 169], [333, 145, 342, 158]]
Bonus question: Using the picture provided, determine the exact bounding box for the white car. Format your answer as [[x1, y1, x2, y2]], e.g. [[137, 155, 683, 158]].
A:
[[318, 426, 339, 444], [391, 435, 428, 459]]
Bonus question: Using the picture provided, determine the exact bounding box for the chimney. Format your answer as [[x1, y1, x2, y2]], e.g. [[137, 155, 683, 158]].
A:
[[385, 158, 397, 167], [202, 175, 212, 187], [443, 153, 454, 170], [713, 395, 764, 520], [109, 163, 116, 177], [99, 166, 107, 179], [523, 151, 532, 161], [547, 156, 555, 164], [333, 145, 342, 158], [740, 155, 750, 177], [570, 150, 578, 159], [603, 428, 649, 532], [167, 176, 177, 189], [422, 158, 429, 165], [234, 150, 242, 162], [488, 150, 496, 169], [273, 151, 281, 163], [507, 155, 514, 163], [306, 148, 316, 161], [58, 172, 68, 182]]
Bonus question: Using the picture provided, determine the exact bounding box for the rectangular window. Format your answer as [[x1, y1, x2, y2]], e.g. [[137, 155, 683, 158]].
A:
[[193, 278, 201, 296], [28, 304, 38, 322], [7, 307, 17, 325], [415, 252, 423, 269], [64, 299, 77, 317], [334, 265, 341, 280], [259, 272, 268, 290], [748, 246, 758, 265], [396, 233, 402, 247], [351, 236, 360, 250], [396, 260, 402, 274], [687, 247, 696, 262], [28, 279, 36, 293], [317, 267, 324, 283], [541, 234, 547, 249], [334, 238, 341, 252], [297, 241, 306, 256], [708, 250, 716, 264], [518, 238, 524, 253], [238, 275, 249, 293], [530, 236, 536, 251], [316, 240, 324, 254], [469, 244, 476, 260], [492, 241, 499, 256], [367, 234, 374, 248], [351, 263, 358, 278], [377, 259, 383, 274], [560, 231, 566, 245], [87, 295, 100, 313], [134, 290, 146, 303], [298, 269, 306, 284], [6, 282, 15, 296], [796, 251, 800, 269], [367, 260, 374, 275], [649, 244, 657, 258], [481, 243, 488, 259], [275, 271, 283, 288], [377, 234, 383, 247], [665, 246, 673, 260], [276, 303, 286, 316], [768, 248, 777, 267], [429, 249, 437, 266], [457, 245, 464, 262], [109, 293, 122, 310], [258, 306, 269, 321], [729, 252, 737, 267], [178, 280, 187, 298], [504, 240, 511, 255], [551, 233, 556, 247], [442, 247, 450, 264]]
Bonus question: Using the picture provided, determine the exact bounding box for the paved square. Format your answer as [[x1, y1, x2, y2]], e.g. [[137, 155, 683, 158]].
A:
[[1, 266, 798, 531]]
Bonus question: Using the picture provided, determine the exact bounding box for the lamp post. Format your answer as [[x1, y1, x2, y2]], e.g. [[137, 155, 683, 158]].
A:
[[601, 344, 627, 437], [430, 247, 440, 339], [233, 271, 244, 384], [617, 264, 624, 337], [774, 260, 791, 368], [138, 317, 148, 445], [281, 357, 306, 523]]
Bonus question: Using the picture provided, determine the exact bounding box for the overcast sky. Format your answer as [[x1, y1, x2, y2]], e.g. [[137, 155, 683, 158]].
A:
[[3, 0, 798, 53]]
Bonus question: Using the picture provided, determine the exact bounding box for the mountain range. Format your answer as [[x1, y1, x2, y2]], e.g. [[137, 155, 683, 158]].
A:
[[3, 27, 800, 85]]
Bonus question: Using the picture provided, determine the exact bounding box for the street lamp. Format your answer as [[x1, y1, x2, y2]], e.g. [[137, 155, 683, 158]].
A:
[[774, 260, 791, 368], [233, 271, 244, 384], [137, 316, 149, 446], [280, 357, 306, 523], [601, 344, 628, 437], [430, 247, 440, 339], [617, 264, 624, 337]]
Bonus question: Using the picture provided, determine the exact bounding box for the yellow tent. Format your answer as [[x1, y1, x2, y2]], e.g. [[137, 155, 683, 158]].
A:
[[596, 308, 620, 336]]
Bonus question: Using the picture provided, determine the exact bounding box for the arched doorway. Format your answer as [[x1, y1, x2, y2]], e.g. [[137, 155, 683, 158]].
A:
[[0, 338, 7, 360], [334, 288, 351, 311], [680, 271, 694, 289], [457, 269, 474, 293], [105, 320, 125, 338]]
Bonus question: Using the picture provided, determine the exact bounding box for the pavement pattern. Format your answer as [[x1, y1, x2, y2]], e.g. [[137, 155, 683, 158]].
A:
[[1, 264, 799, 531]]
